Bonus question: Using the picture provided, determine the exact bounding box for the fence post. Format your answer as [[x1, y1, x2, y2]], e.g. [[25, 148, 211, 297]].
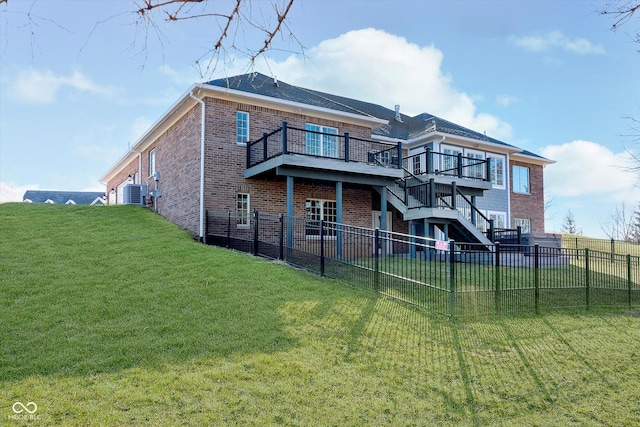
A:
[[495, 242, 501, 313], [488, 219, 495, 243], [627, 254, 632, 309], [611, 239, 615, 264], [534, 244, 540, 314], [517, 226, 522, 245], [344, 132, 350, 162], [585, 248, 590, 310], [282, 121, 288, 154], [374, 228, 380, 292], [227, 210, 231, 248], [449, 239, 456, 316], [396, 142, 402, 169], [457, 152, 463, 177], [278, 214, 284, 260], [319, 220, 326, 276], [426, 147, 433, 174], [253, 209, 259, 256]]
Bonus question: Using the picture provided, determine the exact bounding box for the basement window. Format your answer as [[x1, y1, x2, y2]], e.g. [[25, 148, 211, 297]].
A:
[[305, 199, 337, 237], [236, 193, 250, 228]]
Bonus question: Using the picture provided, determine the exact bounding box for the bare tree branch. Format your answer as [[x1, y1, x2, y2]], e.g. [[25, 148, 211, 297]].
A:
[[2, 0, 303, 78], [601, 1, 640, 43]]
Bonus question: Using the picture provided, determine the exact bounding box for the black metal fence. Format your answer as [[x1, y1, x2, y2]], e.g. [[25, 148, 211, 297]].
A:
[[207, 210, 640, 316], [562, 234, 640, 257]]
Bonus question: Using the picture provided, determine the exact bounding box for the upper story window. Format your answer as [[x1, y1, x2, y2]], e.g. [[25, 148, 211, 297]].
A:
[[487, 154, 505, 189], [440, 145, 461, 176], [149, 149, 156, 178], [465, 150, 485, 180], [512, 165, 530, 194], [412, 155, 422, 175], [236, 111, 249, 145], [305, 124, 338, 158]]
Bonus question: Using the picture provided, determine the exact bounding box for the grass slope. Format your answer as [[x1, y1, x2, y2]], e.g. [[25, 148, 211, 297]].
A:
[[1, 204, 639, 426]]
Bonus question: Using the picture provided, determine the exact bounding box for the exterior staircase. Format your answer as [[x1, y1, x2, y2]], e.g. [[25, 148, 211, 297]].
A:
[[378, 174, 495, 248]]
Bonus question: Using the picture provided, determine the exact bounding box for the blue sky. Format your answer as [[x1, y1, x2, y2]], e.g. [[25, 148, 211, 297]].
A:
[[1, 0, 638, 237]]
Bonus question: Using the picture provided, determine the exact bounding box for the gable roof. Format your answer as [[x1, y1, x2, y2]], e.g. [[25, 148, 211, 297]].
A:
[[207, 73, 551, 162], [23, 190, 106, 205]]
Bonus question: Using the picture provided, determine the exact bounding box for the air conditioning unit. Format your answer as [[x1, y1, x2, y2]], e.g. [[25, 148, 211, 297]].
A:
[[123, 184, 147, 206]]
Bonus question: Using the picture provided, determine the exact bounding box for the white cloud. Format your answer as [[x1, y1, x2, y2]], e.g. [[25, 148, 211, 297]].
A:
[[512, 31, 605, 55], [542, 140, 640, 238], [496, 94, 520, 107], [260, 28, 513, 140], [541, 140, 638, 198], [0, 181, 40, 203], [10, 68, 116, 104]]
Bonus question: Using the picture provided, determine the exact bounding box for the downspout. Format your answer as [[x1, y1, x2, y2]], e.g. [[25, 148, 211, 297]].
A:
[[127, 149, 142, 184], [189, 87, 206, 243]]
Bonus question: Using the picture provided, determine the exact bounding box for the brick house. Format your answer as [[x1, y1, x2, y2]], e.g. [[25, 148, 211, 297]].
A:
[[100, 72, 553, 245]]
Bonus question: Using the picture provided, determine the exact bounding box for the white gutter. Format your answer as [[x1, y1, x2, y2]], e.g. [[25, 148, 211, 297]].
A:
[[189, 88, 206, 243]]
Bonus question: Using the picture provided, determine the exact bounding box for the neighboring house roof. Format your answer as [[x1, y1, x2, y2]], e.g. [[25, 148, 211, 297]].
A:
[[207, 73, 551, 162], [23, 190, 106, 205]]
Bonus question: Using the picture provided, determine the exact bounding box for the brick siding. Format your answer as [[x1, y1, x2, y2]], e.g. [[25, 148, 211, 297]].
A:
[[510, 160, 545, 232]]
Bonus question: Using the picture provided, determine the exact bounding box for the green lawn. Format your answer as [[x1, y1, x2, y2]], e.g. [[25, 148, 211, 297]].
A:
[[2, 203, 639, 426]]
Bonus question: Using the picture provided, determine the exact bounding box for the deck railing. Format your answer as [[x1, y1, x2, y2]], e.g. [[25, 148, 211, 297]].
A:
[[403, 148, 490, 181], [246, 121, 402, 169]]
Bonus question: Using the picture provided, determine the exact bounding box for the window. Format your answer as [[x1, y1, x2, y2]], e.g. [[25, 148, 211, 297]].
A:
[[236, 112, 249, 145], [236, 193, 250, 228], [512, 165, 530, 194], [441, 145, 461, 176], [149, 149, 156, 177], [513, 218, 531, 233], [487, 211, 507, 230], [305, 124, 338, 158], [465, 150, 485, 180], [305, 199, 337, 237], [412, 154, 422, 175], [487, 155, 505, 189]]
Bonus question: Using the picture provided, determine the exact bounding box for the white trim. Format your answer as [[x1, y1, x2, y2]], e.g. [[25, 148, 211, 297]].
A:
[[486, 153, 506, 190], [513, 218, 531, 233], [486, 210, 507, 229], [236, 193, 250, 229], [305, 123, 338, 157], [149, 148, 156, 179], [236, 111, 250, 146], [90, 197, 106, 206], [512, 164, 530, 194], [189, 90, 206, 241]]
